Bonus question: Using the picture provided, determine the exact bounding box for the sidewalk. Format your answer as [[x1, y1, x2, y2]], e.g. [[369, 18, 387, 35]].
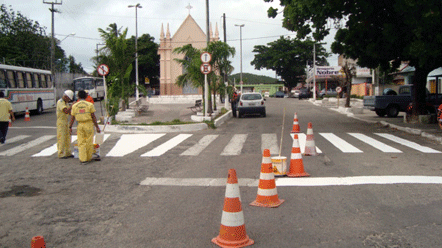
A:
[[310, 98, 442, 144]]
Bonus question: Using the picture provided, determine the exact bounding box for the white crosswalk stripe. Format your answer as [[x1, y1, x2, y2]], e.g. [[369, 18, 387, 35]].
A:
[[348, 133, 402, 153], [106, 134, 165, 157], [0, 135, 55, 156], [3, 132, 441, 157], [221, 134, 248, 156], [141, 134, 192, 157], [262, 133, 279, 155], [375, 133, 442, 154], [319, 133, 363, 153], [181, 135, 218, 156]]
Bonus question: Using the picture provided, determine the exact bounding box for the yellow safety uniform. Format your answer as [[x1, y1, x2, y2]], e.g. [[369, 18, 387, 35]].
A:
[[71, 100, 96, 162], [56, 99, 72, 158], [0, 98, 12, 122]]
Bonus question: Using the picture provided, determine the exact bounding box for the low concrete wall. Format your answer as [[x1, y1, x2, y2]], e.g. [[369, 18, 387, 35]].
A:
[[148, 95, 202, 104]]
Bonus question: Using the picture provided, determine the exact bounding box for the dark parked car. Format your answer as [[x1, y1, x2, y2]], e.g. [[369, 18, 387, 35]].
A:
[[274, 91, 285, 98], [298, 88, 312, 99]]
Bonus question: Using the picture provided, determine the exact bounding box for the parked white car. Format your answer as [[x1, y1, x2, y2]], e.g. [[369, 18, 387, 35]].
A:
[[237, 92, 266, 117]]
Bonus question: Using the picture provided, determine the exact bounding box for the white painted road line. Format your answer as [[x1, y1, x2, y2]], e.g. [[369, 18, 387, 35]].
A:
[[106, 134, 165, 157], [375, 133, 442, 153], [140, 176, 442, 187], [262, 133, 279, 155], [0, 135, 55, 156], [221, 134, 248, 156], [1, 135, 29, 144], [32, 136, 78, 157], [320, 133, 363, 153], [348, 133, 402, 153], [290, 133, 323, 154], [141, 134, 192, 157], [181, 135, 218, 156]]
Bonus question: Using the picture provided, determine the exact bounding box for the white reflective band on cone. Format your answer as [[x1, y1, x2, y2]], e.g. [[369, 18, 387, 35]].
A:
[[257, 188, 277, 196], [221, 211, 245, 227], [225, 183, 241, 199], [291, 153, 302, 159], [259, 173, 275, 180], [262, 157, 272, 164]]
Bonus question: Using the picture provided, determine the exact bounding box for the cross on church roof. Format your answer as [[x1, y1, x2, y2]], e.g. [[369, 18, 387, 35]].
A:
[[186, 3, 193, 15]]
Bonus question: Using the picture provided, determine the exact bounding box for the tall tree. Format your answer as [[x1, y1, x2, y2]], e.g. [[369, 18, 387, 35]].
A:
[[251, 36, 328, 91], [265, 0, 442, 116]]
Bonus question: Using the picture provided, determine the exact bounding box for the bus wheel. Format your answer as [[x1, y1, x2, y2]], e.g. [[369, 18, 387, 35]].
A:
[[36, 100, 44, 115]]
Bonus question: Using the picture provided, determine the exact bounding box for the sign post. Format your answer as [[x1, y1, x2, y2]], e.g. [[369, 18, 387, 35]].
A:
[[97, 64, 110, 120], [200, 52, 212, 117], [336, 86, 342, 108]]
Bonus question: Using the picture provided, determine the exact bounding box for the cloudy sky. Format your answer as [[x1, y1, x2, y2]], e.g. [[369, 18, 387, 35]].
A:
[[5, 0, 338, 77]]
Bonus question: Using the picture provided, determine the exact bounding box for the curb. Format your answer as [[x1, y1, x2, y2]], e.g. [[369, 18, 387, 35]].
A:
[[101, 123, 208, 133], [214, 110, 233, 127]]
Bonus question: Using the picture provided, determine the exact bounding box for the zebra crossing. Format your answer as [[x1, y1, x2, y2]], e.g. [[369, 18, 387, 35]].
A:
[[0, 132, 440, 157]]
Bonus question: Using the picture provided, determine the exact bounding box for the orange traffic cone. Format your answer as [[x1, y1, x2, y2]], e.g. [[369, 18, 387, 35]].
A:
[[24, 107, 30, 121], [290, 113, 300, 133], [250, 149, 284, 208], [8, 116, 12, 127], [31, 236, 46, 248], [304, 122, 317, 156], [212, 169, 254, 248], [287, 134, 310, 177]]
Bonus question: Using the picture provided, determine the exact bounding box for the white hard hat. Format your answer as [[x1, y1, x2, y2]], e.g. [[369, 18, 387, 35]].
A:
[[64, 90, 74, 100]]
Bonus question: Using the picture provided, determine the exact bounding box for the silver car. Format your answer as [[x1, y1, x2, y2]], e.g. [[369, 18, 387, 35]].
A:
[[237, 92, 266, 117]]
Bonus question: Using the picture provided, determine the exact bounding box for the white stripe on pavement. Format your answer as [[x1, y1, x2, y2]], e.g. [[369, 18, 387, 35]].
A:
[[375, 133, 441, 153], [0, 135, 55, 156], [261, 133, 279, 155], [221, 134, 248, 156], [140, 176, 442, 187], [106, 134, 165, 157], [32, 136, 78, 157], [290, 133, 322, 154], [320, 133, 363, 153], [2, 135, 29, 144], [141, 134, 192, 157], [348, 133, 402, 153], [180, 135, 218, 156]]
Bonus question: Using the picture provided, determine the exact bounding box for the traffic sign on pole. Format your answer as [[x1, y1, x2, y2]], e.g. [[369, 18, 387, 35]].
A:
[[97, 64, 109, 76], [200, 52, 212, 63], [200, 64, 212, 74], [336, 87, 342, 93]]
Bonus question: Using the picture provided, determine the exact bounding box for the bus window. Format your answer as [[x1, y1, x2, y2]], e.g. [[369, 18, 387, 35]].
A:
[[33, 74, 40, 88], [84, 79, 94, 90], [16, 72, 25, 88], [41, 74, 47, 88], [0, 70, 7, 88], [96, 79, 104, 86], [46, 75, 53, 88], [25, 72, 33, 88], [6, 70, 15, 88]]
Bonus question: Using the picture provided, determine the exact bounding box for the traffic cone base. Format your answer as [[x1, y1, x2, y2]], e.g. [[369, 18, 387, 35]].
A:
[[212, 169, 254, 248], [250, 149, 284, 208], [24, 107, 30, 121], [31, 236, 46, 248], [287, 135, 310, 177]]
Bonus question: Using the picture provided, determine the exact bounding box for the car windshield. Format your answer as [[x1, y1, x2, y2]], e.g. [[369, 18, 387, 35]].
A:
[[242, 94, 262, 100]]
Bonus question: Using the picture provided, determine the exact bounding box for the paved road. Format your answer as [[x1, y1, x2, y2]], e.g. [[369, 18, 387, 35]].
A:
[[1, 98, 442, 247]]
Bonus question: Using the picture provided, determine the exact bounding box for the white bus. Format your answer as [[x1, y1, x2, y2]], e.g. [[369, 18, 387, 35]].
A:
[[0, 64, 55, 114], [73, 76, 105, 101]]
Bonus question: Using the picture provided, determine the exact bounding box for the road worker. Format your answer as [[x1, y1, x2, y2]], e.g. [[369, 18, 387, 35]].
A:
[[0, 91, 15, 144], [57, 90, 74, 158], [69, 90, 101, 164]]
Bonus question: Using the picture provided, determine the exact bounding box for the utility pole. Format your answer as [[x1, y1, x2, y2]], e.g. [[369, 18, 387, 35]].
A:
[[43, 0, 62, 76], [223, 13, 229, 109], [128, 3, 142, 101], [205, 0, 211, 116], [235, 24, 244, 93]]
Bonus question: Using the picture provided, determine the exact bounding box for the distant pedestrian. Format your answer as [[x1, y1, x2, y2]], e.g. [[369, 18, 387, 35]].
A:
[[0, 91, 14, 144], [76, 90, 94, 104], [230, 88, 239, 117], [69, 90, 101, 164], [57, 90, 74, 158]]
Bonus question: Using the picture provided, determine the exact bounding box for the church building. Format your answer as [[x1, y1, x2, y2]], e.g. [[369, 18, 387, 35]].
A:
[[158, 14, 219, 96]]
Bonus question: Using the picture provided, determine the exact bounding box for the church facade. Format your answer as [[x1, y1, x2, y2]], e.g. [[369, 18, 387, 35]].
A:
[[158, 14, 219, 96]]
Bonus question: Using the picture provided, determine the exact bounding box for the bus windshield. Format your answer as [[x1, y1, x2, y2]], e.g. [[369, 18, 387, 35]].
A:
[[74, 79, 95, 91]]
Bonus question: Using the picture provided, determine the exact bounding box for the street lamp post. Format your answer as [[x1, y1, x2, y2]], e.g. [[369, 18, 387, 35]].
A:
[[128, 3, 142, 101], [235, 24, 244, 93]]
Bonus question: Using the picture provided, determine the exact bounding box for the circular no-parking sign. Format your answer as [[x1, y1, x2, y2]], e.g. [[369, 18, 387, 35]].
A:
[[97, 64, 109, 76], [336, 87, 342, 93]]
